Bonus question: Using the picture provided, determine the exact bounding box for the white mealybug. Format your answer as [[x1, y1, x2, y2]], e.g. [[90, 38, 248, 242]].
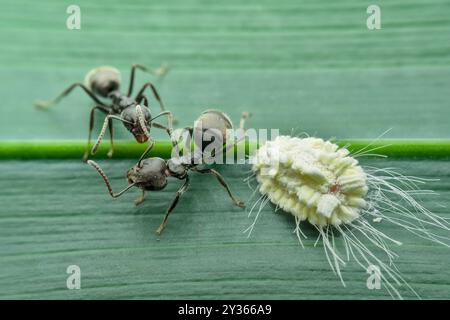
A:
[[246, 135, 449, 299], [253, 136, 368, 227]]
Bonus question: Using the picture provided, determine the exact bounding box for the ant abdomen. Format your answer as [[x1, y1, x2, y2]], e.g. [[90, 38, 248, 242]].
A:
[[193, 109, 233, 150], [84, 66, 121, 97]]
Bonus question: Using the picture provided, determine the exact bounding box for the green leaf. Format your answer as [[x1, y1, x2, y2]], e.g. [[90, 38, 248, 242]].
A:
[[0, 0, 449, 299], [0, 159, 449, 299]]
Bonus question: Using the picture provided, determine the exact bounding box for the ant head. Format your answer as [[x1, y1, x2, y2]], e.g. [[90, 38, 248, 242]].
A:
[[84, 66, 121, 97], [127, 158, 168, 191], [121, 105, 152, 143]]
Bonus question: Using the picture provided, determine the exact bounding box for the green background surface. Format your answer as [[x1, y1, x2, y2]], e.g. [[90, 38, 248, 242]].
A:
[[0, 0, 449, 299]]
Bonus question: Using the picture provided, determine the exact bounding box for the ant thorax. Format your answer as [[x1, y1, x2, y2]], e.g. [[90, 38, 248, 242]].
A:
[[108, 91, 136, 112]]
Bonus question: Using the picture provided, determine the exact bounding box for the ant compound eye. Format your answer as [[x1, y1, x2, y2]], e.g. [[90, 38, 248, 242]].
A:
[[127, 167, 135, 176]]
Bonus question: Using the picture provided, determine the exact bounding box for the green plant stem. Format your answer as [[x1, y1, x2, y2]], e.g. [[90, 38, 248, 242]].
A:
[[0, 139, 449, 160]]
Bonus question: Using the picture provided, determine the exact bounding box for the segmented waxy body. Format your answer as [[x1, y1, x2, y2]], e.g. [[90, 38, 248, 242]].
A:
[[252, 136, 368, 227]]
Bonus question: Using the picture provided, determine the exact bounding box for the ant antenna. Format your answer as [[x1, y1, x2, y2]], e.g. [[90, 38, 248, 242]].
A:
[[135, 104, 151, 138], [137, 140, 155, 167], [87, 160, 135, 198], [91, 115, 133, 155], [135, 106, 182, 161]]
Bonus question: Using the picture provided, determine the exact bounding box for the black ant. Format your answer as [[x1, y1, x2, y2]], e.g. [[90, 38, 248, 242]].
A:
[[87, 110, 250, 235], [34, 64, 175, 161]]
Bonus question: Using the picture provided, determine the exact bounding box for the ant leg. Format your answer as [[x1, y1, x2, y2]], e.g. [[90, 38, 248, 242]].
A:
[[107, 117, 114, 158], [135, 82, 179, 124], [34, 82, 105, 109], [91, 115, 133, 155], [151, 110, 180, 155], [193, 168, 245, 208], [150, 111, 175, 131], [127, 64, 169, 97], [161, 125, 194, 159], [82, 105, 110, 162], [136, 94, 149, 107], [225, 111, 252, 163], [135, 190, 146, 206], [239, 111, 250, 130], [156, 176, 190, 235], [87, 160, 136, 198], [153, 122, 181, 157], [215, 111, 250, 160], [134, 82, 166, 112]]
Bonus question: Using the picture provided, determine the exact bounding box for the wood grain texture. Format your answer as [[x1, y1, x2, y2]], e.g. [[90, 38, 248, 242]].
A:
[[0, 0, 449, 299]]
